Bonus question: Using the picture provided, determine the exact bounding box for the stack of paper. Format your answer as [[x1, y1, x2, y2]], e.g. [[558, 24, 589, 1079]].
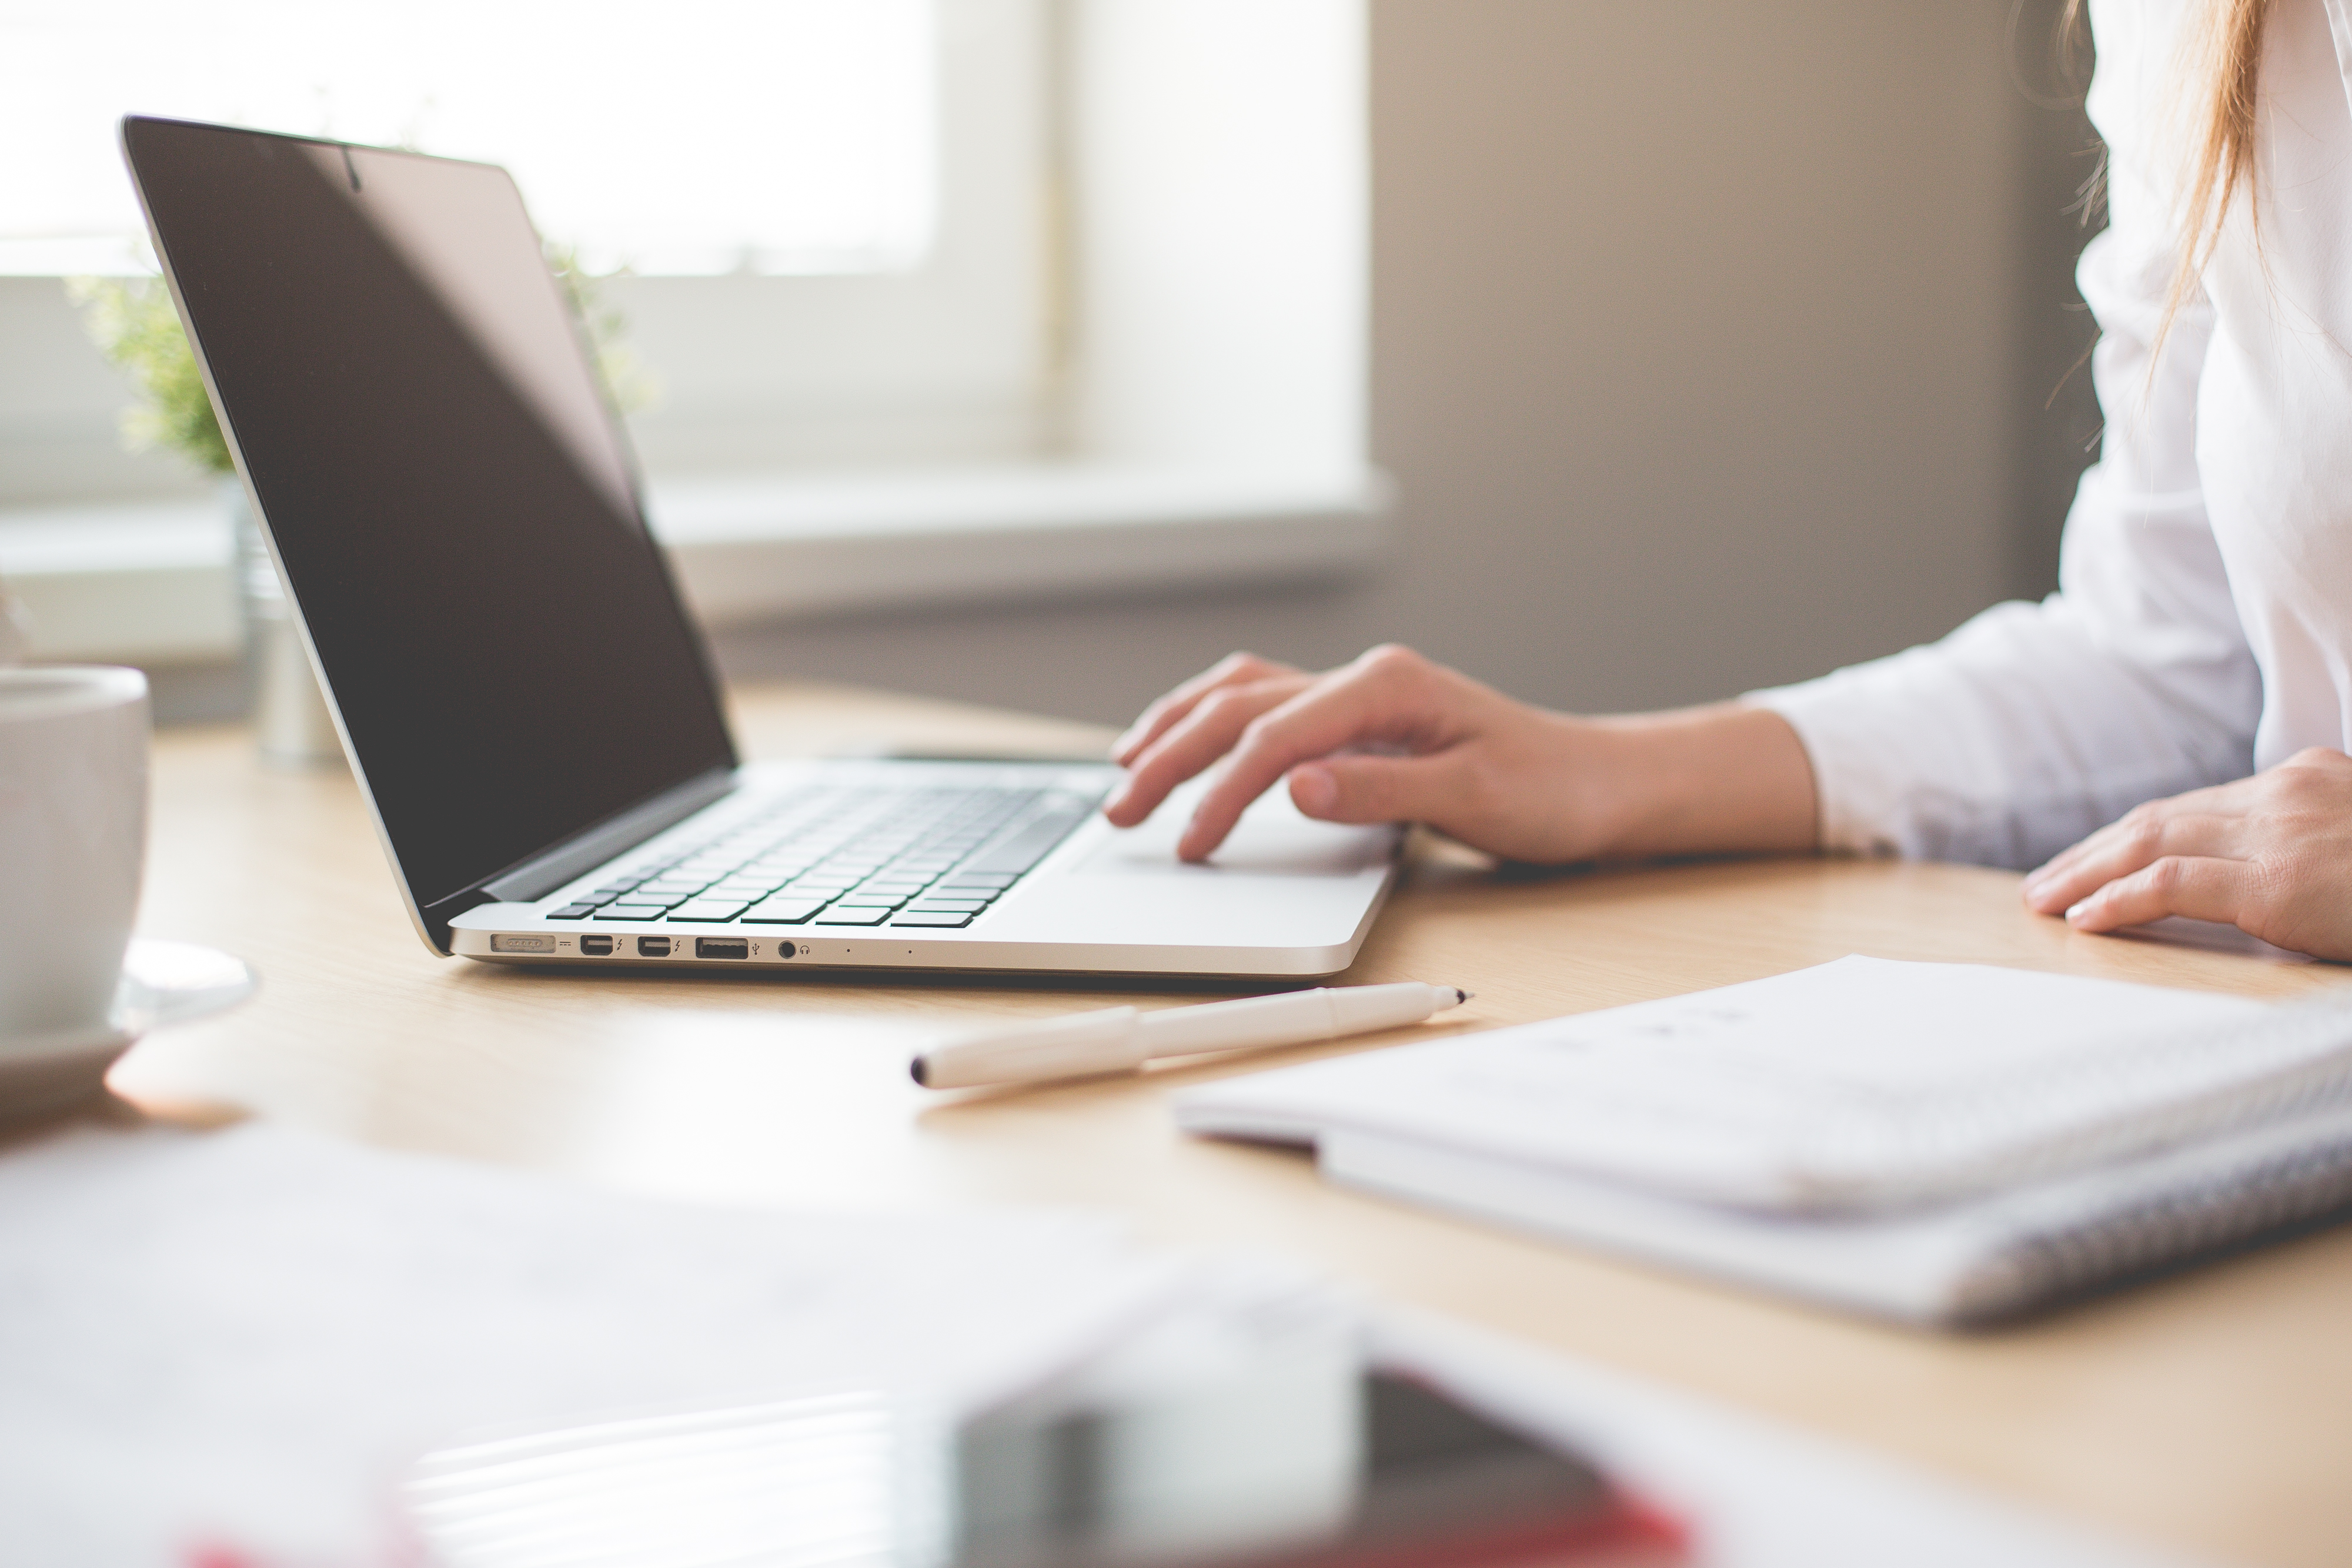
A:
[[0, 1122, 1189, 1565], [1175, 957, 2352, 1325]]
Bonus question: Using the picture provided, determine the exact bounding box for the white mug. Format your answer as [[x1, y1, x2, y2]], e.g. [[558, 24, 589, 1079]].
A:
[[0, 666, 149, 1041]]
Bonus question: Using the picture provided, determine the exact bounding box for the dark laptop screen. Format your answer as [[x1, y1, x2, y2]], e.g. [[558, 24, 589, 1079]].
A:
[[123, 118, 736, 918]]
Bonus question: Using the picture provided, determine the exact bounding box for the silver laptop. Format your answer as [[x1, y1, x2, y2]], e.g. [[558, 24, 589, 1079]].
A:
[[123, 117, 1398, 979]]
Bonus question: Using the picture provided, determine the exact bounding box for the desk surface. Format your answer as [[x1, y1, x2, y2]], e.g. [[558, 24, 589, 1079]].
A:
[[113, 681, 2352, 1568]]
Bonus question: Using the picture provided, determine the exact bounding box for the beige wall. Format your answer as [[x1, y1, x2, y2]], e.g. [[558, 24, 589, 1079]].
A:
[[714, 0, 2101, 726]]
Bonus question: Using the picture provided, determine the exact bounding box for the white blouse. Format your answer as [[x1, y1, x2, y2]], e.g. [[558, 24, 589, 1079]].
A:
[[1752, 0, 2352, 870]]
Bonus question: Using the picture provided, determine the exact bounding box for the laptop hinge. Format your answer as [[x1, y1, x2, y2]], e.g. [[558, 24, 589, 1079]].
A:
[[480, 765, 738, 906]]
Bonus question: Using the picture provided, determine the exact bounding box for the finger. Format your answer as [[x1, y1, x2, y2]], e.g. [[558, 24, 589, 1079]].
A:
[[2024, 818, 2162, 913], [2022, 813, 2246, 915], [1178, 652, 1447, 860], [1104, 676, 1309, 828], [2064, 855, 2255, 933], [1110, 653, 1301, 765], [2024, 778, 2258, 889], [1289, 753, 1471, 827], [2026, 810, 2168, 890]]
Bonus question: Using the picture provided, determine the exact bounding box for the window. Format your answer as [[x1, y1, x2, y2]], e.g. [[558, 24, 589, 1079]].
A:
[[1, 0, 937, 278], [0, 1, 1381, 669], [0, 0, 1045, 494]]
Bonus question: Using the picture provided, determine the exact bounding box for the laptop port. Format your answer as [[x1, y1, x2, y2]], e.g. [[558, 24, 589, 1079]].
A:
[[696, 938, 749, 960], [579, 934, 614, 956], [489, 934, 557, 954], [636, 935, 672, 958]]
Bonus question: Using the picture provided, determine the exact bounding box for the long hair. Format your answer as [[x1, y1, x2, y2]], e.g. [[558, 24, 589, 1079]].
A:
[[2116, 0, 2274, 356]]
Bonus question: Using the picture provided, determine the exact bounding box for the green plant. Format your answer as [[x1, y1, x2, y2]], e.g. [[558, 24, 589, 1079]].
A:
[[66, 246, 657, 477], [66, 275, 233, 476], [547, 245, 662, 418]]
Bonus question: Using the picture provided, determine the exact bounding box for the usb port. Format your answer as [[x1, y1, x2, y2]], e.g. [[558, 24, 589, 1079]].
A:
[[636, 935, 672, 958], [580, 934, 614, 956], [695, 937, 749, 960]]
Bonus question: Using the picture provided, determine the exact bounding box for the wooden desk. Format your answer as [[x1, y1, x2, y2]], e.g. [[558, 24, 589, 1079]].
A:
[[113, 681, 2352, 1568]]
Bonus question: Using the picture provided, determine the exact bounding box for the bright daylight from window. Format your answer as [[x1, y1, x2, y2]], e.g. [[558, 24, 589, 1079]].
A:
[[0, 0, 1375, 675], [0, 0, 937, 277]]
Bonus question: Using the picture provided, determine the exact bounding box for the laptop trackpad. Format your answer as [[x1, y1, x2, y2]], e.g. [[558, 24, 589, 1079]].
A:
[[1073, 778, 1396, 878]]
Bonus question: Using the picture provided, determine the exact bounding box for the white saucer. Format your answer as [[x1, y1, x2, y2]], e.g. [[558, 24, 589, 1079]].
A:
[[0, 940, 256, 1121]]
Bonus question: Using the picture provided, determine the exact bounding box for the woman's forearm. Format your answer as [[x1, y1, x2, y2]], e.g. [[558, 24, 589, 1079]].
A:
[[1107, 646, 1820, 865], [1582, 703, 1820, 860]]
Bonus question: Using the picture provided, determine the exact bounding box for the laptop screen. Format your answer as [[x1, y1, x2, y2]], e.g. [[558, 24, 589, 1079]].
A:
[[123, 118, 736, 923]]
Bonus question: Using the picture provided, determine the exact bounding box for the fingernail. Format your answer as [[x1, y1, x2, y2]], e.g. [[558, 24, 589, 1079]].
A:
[[2065, 898, 2092, 923], [1291, 764, 1337, 815], [1180, 807, 1220, 855]]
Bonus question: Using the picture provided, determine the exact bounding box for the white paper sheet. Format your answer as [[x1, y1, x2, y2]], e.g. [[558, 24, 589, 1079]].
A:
[[1175, 957, 2283, 1211], [0, 1121, 1186, 1566]]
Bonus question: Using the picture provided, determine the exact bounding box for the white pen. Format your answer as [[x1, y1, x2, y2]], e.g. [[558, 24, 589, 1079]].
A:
[[911, 981, 1471, 1089]]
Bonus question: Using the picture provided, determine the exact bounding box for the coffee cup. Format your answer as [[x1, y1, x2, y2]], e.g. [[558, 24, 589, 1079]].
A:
[[0, 666, 149, 1042]]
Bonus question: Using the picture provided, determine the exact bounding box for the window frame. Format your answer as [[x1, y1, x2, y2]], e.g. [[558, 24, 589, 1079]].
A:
[[0, 0, 1384, 673]]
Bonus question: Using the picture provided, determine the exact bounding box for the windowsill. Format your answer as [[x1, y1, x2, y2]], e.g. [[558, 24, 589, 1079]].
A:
[[0, 464, 1391, 664]]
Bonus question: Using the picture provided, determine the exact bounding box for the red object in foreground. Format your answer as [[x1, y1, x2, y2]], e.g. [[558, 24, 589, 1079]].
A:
[[1110, 1375, 1695, 1568], [1236, 1486, 1689, 1568]]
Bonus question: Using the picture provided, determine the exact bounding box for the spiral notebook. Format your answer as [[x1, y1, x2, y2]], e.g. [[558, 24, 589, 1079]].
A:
[[1174, 958, 2352, 1325]]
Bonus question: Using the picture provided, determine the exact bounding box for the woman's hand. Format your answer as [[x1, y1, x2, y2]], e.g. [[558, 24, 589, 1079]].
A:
[[1102, 644, 1819, 864], [2022, 748, 2352, 959]]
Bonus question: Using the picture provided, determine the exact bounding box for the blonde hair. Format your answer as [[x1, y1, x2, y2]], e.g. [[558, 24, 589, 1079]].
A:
[[2094, 0, 2274, 356]]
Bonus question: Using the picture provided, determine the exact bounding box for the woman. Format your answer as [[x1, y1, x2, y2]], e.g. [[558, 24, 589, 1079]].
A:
[[1104, 0, 2352, 961]]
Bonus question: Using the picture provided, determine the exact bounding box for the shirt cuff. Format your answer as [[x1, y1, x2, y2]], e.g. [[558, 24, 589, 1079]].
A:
[[1741, 676, 1909, 858]]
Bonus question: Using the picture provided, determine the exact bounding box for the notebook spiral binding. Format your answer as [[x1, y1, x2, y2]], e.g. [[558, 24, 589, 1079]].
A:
[[1972, 1121, 2352, 1322]]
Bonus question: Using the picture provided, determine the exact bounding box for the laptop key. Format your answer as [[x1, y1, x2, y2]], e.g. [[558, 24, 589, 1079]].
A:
[[667, 899, 751, 921], [742, 897, 828, 924], [958, 810, 1091, 876], [556, 781, 1105, 937]]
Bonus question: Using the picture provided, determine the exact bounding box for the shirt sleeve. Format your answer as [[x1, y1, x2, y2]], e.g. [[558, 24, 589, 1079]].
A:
[[1744, 0, 2260, 870]]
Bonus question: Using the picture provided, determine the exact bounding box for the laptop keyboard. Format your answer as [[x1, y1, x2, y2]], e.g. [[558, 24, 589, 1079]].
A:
[[541, 781, 1106, 931]]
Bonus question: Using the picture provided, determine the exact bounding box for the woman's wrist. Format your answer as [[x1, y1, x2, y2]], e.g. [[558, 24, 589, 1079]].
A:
[[1580, 703, 1820, 860]]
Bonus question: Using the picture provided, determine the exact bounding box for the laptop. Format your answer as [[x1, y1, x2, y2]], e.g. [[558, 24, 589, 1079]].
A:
[[121, 116, 1400, 980]]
